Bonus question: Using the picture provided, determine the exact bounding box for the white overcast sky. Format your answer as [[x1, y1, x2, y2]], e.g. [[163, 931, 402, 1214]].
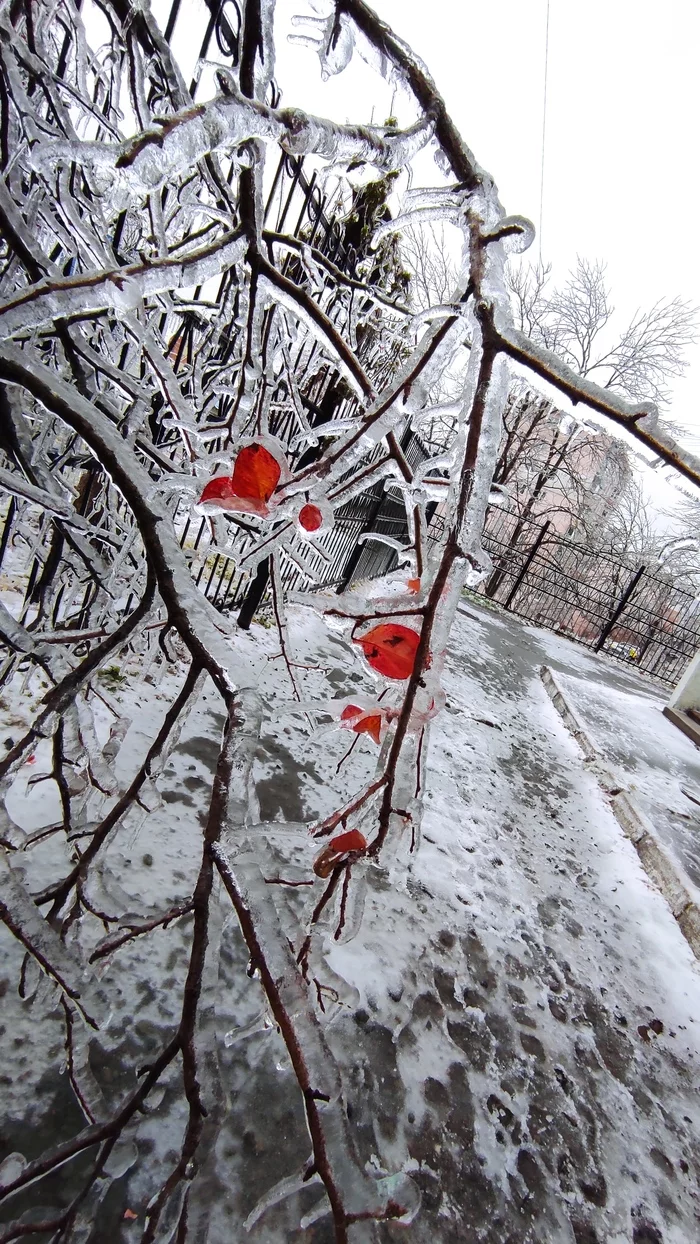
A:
[[272, 0, 700, 511]]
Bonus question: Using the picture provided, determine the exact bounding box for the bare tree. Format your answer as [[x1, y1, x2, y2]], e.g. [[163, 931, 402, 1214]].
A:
[[402, 244, 697, 544], [490, 385, 629, 527], [400, 222, 459, 312], [0, 2, 700, 1242], [508, 257, 699, 407]]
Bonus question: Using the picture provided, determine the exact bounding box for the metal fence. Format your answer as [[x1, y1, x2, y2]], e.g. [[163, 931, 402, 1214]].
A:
[[479, 509, 700, 686], [0, 134, 414, 639]]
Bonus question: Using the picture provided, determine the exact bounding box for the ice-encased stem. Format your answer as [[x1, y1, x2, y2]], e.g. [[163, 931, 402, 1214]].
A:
[[213, 841, 407, 1241]]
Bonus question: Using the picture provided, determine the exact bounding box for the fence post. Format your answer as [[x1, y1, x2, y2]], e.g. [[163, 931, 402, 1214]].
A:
[[594, 564, 646, 652], [503, 521, 550, 611]]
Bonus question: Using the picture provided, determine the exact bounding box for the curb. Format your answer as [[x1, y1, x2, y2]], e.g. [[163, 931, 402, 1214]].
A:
[[540, 665, 700, 961]]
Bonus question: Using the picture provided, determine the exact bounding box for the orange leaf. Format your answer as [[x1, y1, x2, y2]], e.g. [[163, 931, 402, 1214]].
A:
[[313, 828, 367, 877], [340, 704, 363, 722], [199, 475, 236, 505], [230, 443, 281, 503], [354, 623, 420, 680], [407, 578, 421, 593], [329, 829, 367, 853], [299, 502, 324, 531], [353, 714, 382, 744]]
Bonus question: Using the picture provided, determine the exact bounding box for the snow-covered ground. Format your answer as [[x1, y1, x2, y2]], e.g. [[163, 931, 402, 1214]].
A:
[[549, 660, 700, 899], [1, 600, 699, 1243]]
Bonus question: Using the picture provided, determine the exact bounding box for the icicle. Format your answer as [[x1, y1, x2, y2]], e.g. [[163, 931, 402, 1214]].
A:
[[244, 1163, 321, 1231]]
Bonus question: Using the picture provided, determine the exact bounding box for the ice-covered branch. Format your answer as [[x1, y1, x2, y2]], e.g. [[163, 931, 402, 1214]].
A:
[[0, 853, 106, 1028], [492, 316, 700, 487], [0, 342, 246, 693], [32, 87, 434, 206], [0, 232, 246, 339]]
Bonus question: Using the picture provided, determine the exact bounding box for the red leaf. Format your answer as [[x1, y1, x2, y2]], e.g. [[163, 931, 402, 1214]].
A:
[[198, 442, 284, 515], [199, 476, 236, 505], [329, 829, 367, 853], [313, 828, 367, 877], [354, 623, 420, 680], [340, 704, 363, 722], [353, 714, 382, 743], [230, 443, 281, 503], [299, 502, 324, 532], [407, 578, 421, 593]]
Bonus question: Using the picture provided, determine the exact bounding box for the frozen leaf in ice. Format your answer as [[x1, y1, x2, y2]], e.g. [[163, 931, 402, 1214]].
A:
[[406, 578, 421, 593], [313, 828, 367, 877], [340, 703, 383, 744], [231, 442, 281, 502], [359, 713, 383, 742], [329, 828, 367, 853], [198, 438, 287, 517], [339, 703, 363, 722], [354, 622, 421, 680], [299, 502, 323, 530], [298, 502, 324, 531], [198, 474, 239, 506]]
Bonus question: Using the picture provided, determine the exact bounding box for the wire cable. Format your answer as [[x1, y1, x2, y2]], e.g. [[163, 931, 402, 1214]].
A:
[[539, 0, 551, 264]]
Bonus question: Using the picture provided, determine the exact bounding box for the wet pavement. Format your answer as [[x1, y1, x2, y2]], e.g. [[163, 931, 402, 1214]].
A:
[[1, 602, 699, 1244]]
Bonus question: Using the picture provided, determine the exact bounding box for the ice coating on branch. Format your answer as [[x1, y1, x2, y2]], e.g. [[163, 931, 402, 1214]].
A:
[[460, 353, 510, 553], [357, 530, 414, 566], [31, 94, 433, 211], [488, 482, 511, 507], [259, 274, 368, 399], [372, 184, 472, 247], [290, 5, 355, 79], [0, 341, 251, 694], [212, 844, 417, 1227], [244, 1165, 322, 1230], [0, 1154, 27, 1187], [0, 233, 247, 338], [0, 853, 108, 1028], [483, 214, 536, 254]]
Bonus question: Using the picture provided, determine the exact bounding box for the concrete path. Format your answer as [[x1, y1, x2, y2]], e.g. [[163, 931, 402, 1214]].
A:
[[463, 599, 700, 895], [2, 599, 699, 1244]]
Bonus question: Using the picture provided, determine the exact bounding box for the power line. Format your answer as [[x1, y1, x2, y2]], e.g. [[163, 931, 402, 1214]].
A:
[[538, 0, 551, 265]]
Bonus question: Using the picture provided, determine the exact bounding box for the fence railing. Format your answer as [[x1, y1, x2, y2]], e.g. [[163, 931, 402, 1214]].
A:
[[479, 509, 700, 686]]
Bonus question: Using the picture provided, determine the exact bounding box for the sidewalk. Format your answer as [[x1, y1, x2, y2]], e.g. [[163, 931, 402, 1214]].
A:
[[462, 596, 700, 898], [541, 650, 700, 895], [1, 596, 699, 1243]]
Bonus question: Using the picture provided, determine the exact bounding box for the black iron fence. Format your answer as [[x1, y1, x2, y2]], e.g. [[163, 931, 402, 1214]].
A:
[[479, 509, 700, 686], [0, 133, 413, 638]]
